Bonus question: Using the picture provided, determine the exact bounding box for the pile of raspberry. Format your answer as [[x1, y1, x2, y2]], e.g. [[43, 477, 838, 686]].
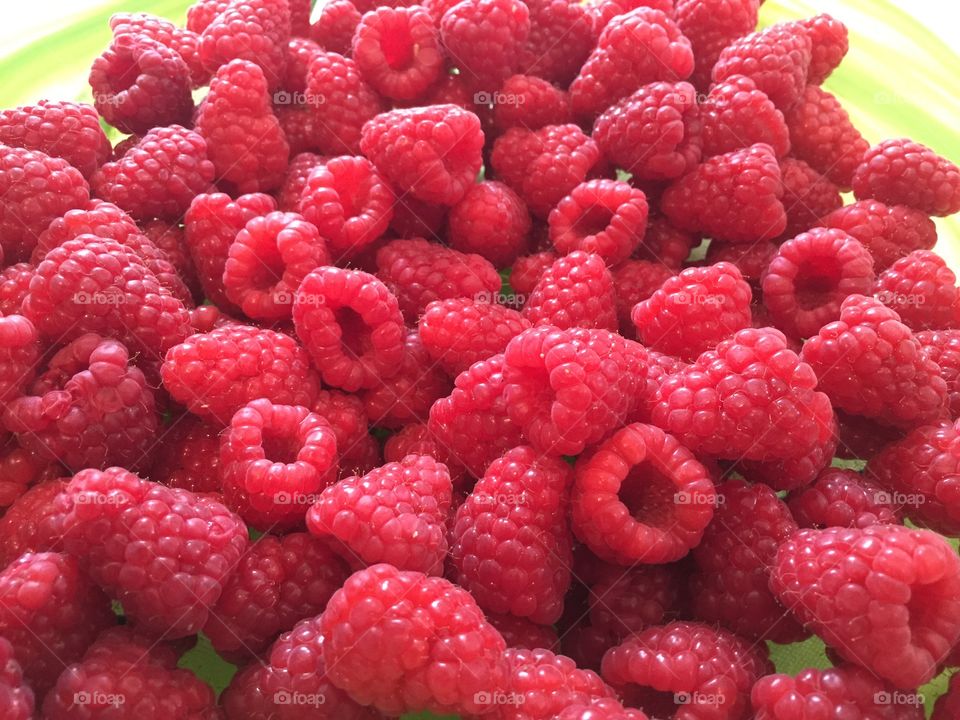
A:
[[2, 0, 960, 718]]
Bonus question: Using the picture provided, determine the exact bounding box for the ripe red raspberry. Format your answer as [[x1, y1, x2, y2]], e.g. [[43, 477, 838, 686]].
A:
[[0, 101, 109, 179], [162, 324, 320, 424], [654, 326, 835, 460], [593, 82, 702, 181], [148, 415, 222, 493], [853, 138, 960, 217], [0, 552, 114, 694], [736, 413, 839, 491], [5, 334, 157, 472], [310, 0, 361, 56], [203, 532, 348, 660], [283, 36, 322, 92], [383, 422, 467, 486], [820, 200, 938, 271], [299, 155, 395, 260], [589, 0, 674, 32], [559, 699, 649, 720], [752, 665, 922, 720], [0, 145, 89, 263], [352, 5, 442, 100], [700, 75, 790, 159], [602, 621, 771, 718], [440, 0, 530, 91], [704, 241, 776, 291], [779, 156, 843, 238], [712, 22, 812, 110], [632, 262, 753, 361], [319, 563, 508, 715], [570, 8, 693, 119], [448, 181, 532, 268], [918, 329, 960, 418], [0, 315, 40, 405], [360, 105, 484, 206], [934, 674, 960, 720], [549, 180, 648, 264], [785, 85, 870, 190], [0, 438, 59, 512], [89, 33, 193, 134], [519, 0, 595, 85], [387, 195, 448, 241], [306, 51, 384, 154], [486, 614, 559, 651], [511, 249, 557, 298], [185, 191, 277, 309], [874, 250, 960, 330], [199, 0, 290, 88], [802, 294, 948, 428], [221, 398, 338, 530], [772, 525, 960, 688], [787, 467, 900, 529], [110, 12, 208, 88], [275, 104, 318, 156], [587, 563, 680, 641], [492, 74, 572, 132], [310, 389, 378, 477], [523, 251, 618, 330], [23, 236, 192, 360], [612, 261, 675, 337], [762, 228, 875, 339], [572, 423, 715, 564], [186, 0, 231, 33], [689, 480, 806, 643], [675, 0, 760, 89], [662, 144, 787, 243], [196, 59, 290, 194], [41, 628, 218, 720], [637, 215, 696, 269], [0, 264, 33, 316], [140, 219, 201, 301], [292, 266, 406, 391], [52, 468, 248, 637], [0, 479, 66, 567], [429, 353, 525, 478], [0, 637, 33, 720], [799, 13, 849, 85], [277, 152, 325, 211], [90, 125, 215, 222]]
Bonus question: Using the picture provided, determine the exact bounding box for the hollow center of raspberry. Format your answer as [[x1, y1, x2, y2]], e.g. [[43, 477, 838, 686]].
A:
[[618, 463, 678, 527], [260, 432, 302, 464], [336, 308, 373, 358], [795, 259, 842, 309], [380, 30, 415, 70], [571, 206, 614, 240], [245, 240, 285, 293], [106, 53, 141, 95]]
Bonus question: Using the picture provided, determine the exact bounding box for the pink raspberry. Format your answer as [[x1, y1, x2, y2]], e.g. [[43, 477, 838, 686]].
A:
[[799, 13, 849, 85], [186, 0, 232, 33], [612, 260, 675, 337], [440, 0, 530, 91], [383, 422, 467, 487], [283, 36, 322, 92], [306, 51, 384, 154], [390, 195, 449, 239], [0, 264, 33, 316], [149, 415, 222, 493], [918, 329, 960, 418], [705, 241, 777, 291], [448, 181, 532, 268], [675, 0, 760, 89], [853, 138, 960, 217], [737, 415, 839, 491], [589, 0, 674, 32], [700, 75, 790, 159], [632, 262, 753, 361], [310, 0, 361, 56], [161, 324, 320, 424], [654, 326, 835, 461], [637, 215, 696, 268], [319, 563, 508, 715], [492, 74, 572, 131], [558, 699, 649, 720], [199, 0, 290, 89], [0, 637, 33, 720], [874, 250, 960, 330], [523, 251, 618, 330], [486, 614, 560, 651], [772, 525, 960, 688], [277, 152, 326, 211], [587, 563, 680, 641], [0, 315, 40, 406], [511, 249, 558, 297], [0, 480, 66, 567], [787, 467, 901, 529], [110, 11, 207, 87], [569, 8, 694, 119], [779, 156, 843, 238], [762, 227, 876, 339], [549, 179, 648, 264], [353, 5, 443, 99], [519, 0, 596, 85], [275, 104, 318, 156], [140, 219, 201, 301], [310, 389, 379, 478]]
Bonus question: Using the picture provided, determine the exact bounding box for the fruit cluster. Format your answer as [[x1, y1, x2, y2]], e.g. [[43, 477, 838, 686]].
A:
[[0, 0, 959, 718]]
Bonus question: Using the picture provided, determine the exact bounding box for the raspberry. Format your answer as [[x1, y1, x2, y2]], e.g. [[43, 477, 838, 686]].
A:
[[89, 33, 193, 134], [383, 422, 467, 485], [0, 479, 66, 567], [0, 101, 110, 179], [704, 241, 776, 291], [352, 6, 443, 100], [149, 415, 222, 493], [675, 0, 760, 89], [388, 195, 448, 241], [601, 621, 771, 718], [319, 563, 508, 715], [0, 315, 40, 405], [186, 0, 232, 33], [429, 353, 525, 478], [363, 330, 450, 424], [558, 699, 649, 720], [486, 614, 560, 651], [289, 0, 311, 37], [360, 105, 484, 206], [874, 250, 960, 330], [762, 228, 876, 339], [787, 467, 900, 529], [440, 0, 530, 91], [52, 468, 248, 637], [292, 266, 406, 391], [548, 180, 649, 264], [636, 215, 694, 268], [589, 0, 674, 32], [282, 36, 322, 92], [307, 51, 384, 154], [162, 324, 320, 424], [110, 12, 208, 88], [799, 13, 849, 85], [587, 563, 680, 640], [802, 294, 948, 428], [511, 249, 557, 297], [736, 414, 839, 491], [196, 59, 290, 194], [0, 145, 89, 263], [712, 22, 812, 110], [612, 260, 675, 337], [751, 665, 922, 720], [698, 76, 790, 160], [140, 220, 201, 301], [275, 104, 318, 156], [632, 262, 753, 360], [223, 211, 329, 320], [5, 334, 158, 472], [571, 9, 693, 120], [310, 389, 378, 477], [779, 156, 843, 238], [519, 0, 595, 85], [299, 155, 395, 260], [918, 329, 960, 418], [571, 423, 715, 564], [203, 532, 348, 660], [23, 235, 192, 360], [522, 251, 618, 330], [0, 264, 33, 316], [821, 200, 937, 272], [785, 85, 870, 190], [654, 326, 835, 460], [199, 0, 290, 88], [771, 525, 960, 688], [310, 0, 361, 56], [277, 152, 326, 211], [448, 181, 532, 268], [185, 192, 278, 309], [593, 82, 702, 181], [492, 74, 572, 131], [0, 637, 33, 720], [934, 674, 960, 720], [853, 138, 960, 217], [41, 628, 218, 720], [0, 552, 114, 694], [662, 144, 787, 243], [91, 125, 215, 222]]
